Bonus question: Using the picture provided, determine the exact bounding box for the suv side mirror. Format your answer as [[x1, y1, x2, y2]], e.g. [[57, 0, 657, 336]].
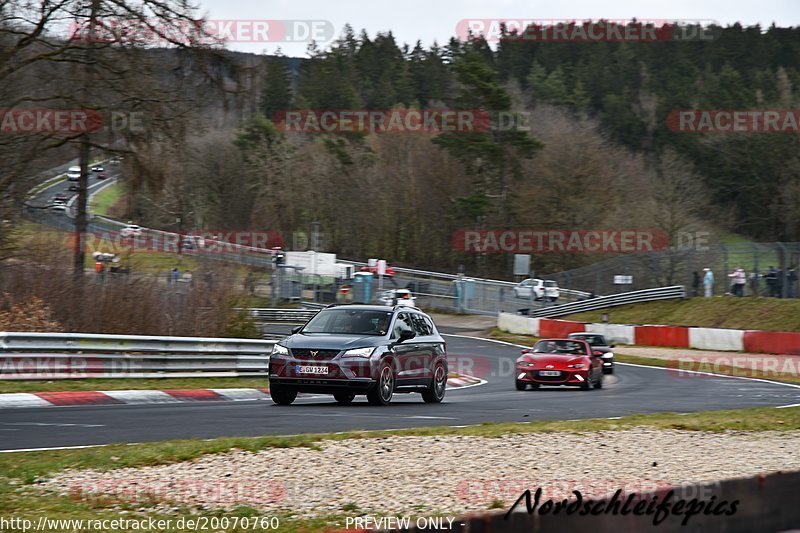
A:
[[397, 329, 416, 343], [291, 326, 302, 334]]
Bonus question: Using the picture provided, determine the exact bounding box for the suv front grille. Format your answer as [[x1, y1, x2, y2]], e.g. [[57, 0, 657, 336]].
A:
[[291, 349, 340, 360]]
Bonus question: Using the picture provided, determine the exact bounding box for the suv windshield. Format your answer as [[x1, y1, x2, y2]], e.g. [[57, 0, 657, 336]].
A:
[[544, 280, 558, 287], [301, 309, 393, 336]]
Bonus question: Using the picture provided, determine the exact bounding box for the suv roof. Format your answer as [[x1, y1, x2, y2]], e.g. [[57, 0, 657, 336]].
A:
[[323, 303, 424, 313]]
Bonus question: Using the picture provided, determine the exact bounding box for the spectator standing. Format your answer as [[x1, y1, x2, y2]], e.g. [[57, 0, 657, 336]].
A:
[[691, 271, 700, 297], [764, 266, 778, 297], [245, 272, 256, 295], [183, 270, 193, 285], [703, 268, 714, 298], [776, 268, 784, 298], [171, 267, 180, 284], [788, 268, 798, 298], [728, 267, 746, 297]]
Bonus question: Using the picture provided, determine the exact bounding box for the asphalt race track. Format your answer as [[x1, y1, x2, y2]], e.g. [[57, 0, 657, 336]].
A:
[[1, 334, 799, 451]]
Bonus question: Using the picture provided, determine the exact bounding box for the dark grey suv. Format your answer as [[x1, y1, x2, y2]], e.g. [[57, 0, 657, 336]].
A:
[[268, 305, 448, 406]]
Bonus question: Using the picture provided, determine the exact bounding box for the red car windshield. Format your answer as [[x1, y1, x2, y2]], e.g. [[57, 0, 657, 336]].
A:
[[533, 340, 587, 355]]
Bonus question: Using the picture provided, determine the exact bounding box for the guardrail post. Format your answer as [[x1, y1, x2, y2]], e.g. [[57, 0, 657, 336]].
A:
[[777, 242, 788, 299], [722, 245, 729, 294]]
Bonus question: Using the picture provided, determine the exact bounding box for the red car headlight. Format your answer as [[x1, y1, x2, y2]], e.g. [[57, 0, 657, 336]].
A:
[[517, 361, 535, 367], [568, 363, 586, 369]]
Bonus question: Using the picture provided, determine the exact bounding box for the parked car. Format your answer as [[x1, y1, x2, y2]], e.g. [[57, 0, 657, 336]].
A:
[[269, 305, 448, 406], [378, 289, 416, 307], [515, 338, 603, 390], [120, 224, 144, 237], [91, 164, 104, 172], [567, 332, 615, 374], [513, 278, 560, 302]]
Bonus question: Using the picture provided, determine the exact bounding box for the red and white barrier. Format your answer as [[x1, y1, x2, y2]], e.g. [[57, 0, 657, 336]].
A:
[[497, 313, 800, 355], [743, 331, 800, 355], [634, 325, 690, 348], [585, 323, 636, 345], [538, 318, 585, 338], [689, 328, 745, 352], [497, 313, 540, 336]]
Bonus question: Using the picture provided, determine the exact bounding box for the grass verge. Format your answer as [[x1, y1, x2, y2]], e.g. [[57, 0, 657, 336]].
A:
[[0, 377, 268, 395], [89, 180, 124, 217], [562, 297, 800, 332], [1, 406, 798, 482]]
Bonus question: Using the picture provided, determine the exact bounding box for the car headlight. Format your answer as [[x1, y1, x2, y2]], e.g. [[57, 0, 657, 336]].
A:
[[568, 363, 586, 369], [517, 360, 535, 367], [603, 352, 614, 359], [271, 344, 289, 356], [342, 347, 376, 358]]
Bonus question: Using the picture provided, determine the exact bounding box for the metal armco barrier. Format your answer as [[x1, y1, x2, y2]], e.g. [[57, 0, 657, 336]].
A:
[[0, 332, 274, 379], [361, 470, 800, 533], [529, 286, 686, 318]]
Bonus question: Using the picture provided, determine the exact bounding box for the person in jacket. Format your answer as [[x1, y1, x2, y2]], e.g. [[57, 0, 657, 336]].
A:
[[728, 267, 746, 297], [764, 266, 778, 297], [703, 268, 714, 298]]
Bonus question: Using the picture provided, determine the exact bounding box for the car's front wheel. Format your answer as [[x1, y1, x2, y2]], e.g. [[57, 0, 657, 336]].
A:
[[515, 380, 527, 391], [422, 363, 447, 403], [594, 371, 603, 389], [367, 362, 394, 406], [333, 392, 356, 405], [270, 385, 297, 405]]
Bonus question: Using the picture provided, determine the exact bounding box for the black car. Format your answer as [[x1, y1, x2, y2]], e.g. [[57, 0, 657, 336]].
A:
[[269, 304, 448, 406], [567, 332, 615, 374]]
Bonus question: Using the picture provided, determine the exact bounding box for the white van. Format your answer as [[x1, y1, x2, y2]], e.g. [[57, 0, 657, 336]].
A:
[[66, 166, 81, 181]]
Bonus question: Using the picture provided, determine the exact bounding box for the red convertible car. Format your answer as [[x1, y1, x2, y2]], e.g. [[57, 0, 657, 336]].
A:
[[515, 338, 604, 391]]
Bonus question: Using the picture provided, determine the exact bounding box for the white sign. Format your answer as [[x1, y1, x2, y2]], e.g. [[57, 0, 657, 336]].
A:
[[377, 259, 387, 276], [614, 275, 633, 284], [284, 251, 338, 276], [513, 254, 531, 276]]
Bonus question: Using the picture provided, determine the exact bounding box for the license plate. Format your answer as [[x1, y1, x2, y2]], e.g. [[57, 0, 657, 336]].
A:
[[296, 365, 329, 375], [539, 370, 561, 376]]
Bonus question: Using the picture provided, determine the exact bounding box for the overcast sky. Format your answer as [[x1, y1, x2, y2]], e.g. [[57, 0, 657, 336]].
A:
[[197, 0, 799, 56]]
